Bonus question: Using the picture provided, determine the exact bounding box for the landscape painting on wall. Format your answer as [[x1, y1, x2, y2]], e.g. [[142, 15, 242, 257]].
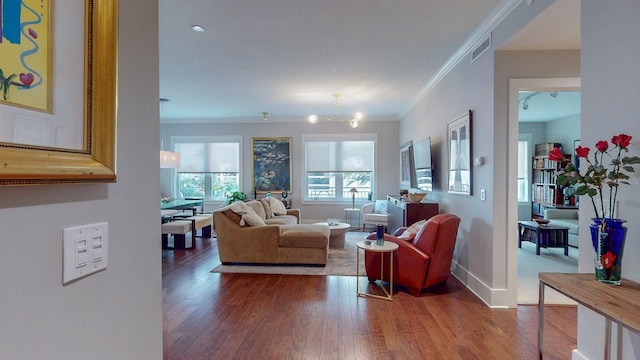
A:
[[251, 137, 292, 193]]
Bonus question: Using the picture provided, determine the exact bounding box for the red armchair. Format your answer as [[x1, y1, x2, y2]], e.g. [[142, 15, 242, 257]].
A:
[[364, 214, 461, 296]]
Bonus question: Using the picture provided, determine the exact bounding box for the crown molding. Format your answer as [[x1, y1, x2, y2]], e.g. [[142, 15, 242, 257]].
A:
[[402, 0, 521, 118]]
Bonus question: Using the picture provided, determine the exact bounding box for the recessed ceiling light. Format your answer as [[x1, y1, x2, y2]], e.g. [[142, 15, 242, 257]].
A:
[[191, 25, 205, 32]]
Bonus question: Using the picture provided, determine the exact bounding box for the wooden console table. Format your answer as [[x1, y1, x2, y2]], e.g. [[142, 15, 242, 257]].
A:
[[538, 273, 640, 359], [386, 196, 438, 232]]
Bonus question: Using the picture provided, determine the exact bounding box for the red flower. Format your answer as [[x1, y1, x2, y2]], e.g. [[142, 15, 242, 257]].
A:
[[548, 148, 564, 161], [595, 141, 608, 152], [611, 134, 632, 148], [602, 251, 617, 269], [575, 146, 590, 158]]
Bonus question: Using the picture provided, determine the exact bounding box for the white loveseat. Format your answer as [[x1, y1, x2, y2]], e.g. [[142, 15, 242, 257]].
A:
[[544, 209, 579, 248]]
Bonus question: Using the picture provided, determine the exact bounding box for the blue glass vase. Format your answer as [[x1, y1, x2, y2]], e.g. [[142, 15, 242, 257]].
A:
[[376, 225, 384, 246], [589, 218, 627, 285]]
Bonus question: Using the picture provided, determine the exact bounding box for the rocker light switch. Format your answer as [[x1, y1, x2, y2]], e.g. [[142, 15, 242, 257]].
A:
[[63, 222, 109, 284]]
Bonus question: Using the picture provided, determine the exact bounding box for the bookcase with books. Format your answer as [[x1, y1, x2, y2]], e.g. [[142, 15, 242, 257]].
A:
[[531, 143, 570, 218]]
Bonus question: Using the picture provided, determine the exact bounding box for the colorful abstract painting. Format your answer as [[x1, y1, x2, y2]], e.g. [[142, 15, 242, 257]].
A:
[[0, 0, 50, 112]]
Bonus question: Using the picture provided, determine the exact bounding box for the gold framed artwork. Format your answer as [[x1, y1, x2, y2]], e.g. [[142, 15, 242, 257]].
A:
[[447, 110, 472, 195], [251, 137, 292, 193], [0, 0, 118, 185]]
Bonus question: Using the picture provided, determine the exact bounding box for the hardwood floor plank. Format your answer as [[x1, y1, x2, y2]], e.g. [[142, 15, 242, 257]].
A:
[[163, 237, 576, 359]]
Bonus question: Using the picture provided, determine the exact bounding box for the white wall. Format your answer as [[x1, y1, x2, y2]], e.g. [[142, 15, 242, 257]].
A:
[[401, 0, 580, 306], [0, 1, 163, 358], [402, 0, 639, 357], [161, 120, 400, 223], [578, 1, 640, 358], [546, 114, 580, 153]]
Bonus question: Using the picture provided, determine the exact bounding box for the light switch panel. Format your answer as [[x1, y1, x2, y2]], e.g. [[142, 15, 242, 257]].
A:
[[63, 222, 108, 284]]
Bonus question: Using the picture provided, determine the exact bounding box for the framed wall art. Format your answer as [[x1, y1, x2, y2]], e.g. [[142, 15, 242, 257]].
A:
[[399, 141, 414, 189], [447, 110, 472, 195], [251, 137, 292, 193], [0, 0, 118, 185]]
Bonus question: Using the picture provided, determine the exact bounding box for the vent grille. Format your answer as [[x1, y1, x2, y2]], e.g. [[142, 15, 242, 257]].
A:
[[471, 34, 491, 63]]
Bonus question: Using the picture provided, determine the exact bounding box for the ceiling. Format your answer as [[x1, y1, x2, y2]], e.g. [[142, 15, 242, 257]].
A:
[[159, 0, 580, 124]]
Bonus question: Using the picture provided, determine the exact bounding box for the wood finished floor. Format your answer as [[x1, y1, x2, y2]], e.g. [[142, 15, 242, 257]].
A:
[[163, 236, 577, 359]]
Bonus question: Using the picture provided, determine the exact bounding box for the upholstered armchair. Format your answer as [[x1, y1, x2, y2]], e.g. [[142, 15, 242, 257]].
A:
[[361, 200, 388, 231], [364, 214, 461, 296]]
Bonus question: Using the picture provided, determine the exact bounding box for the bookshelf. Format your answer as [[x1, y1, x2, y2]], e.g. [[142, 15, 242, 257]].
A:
[[531, 143, 570, 219]]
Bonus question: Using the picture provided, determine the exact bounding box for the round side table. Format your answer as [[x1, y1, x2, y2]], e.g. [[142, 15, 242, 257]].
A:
[[356, 240, 398, 301]]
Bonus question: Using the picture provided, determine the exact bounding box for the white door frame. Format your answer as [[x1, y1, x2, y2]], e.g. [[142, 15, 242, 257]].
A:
[[507, 77, 581, 307]]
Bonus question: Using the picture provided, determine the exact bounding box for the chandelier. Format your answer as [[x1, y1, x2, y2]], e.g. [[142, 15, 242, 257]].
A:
[[308, 93, 364, 128], [159, 98, 181, 168]]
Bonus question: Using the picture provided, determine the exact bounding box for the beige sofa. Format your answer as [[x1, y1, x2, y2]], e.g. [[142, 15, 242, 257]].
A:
[[544, 208, 579, 248], [213, 199, 330, 265]]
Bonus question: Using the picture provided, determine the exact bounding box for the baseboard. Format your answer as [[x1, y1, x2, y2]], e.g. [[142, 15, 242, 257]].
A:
[[451, 260, 511, 308], [571, 349, 587, 360]]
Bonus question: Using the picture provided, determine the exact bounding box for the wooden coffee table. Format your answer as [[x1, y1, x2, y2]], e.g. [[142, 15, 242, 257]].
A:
[[518, 220, 569, 256], [313, 222, 351, 248]]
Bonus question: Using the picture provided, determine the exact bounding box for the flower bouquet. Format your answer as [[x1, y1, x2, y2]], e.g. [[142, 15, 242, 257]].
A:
[[550, 134, 640, 284]]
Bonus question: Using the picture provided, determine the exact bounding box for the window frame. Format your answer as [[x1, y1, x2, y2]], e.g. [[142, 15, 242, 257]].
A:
[[517, 133, 532, 203], [171, 135, 243, 202], [302, 133, 377, 204]]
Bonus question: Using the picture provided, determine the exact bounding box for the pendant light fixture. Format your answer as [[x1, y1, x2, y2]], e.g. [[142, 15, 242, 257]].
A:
[[160, 98, 181, 168], [308, 93, 364, 128]]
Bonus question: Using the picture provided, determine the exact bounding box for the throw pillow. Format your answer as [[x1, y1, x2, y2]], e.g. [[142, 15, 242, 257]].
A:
[[223, 209, 243, 225], [259, 198, 273, 219], [242, 208, 266, 226], [246, 200, 267, 220], [397, 219, 427, 241], [268, 196, 287, 216], [374, 200, 387, 214]]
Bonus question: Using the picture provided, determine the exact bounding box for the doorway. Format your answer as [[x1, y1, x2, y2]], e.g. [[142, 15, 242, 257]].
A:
[[507, 77, 580, 306], [516, 88, 580, 304]]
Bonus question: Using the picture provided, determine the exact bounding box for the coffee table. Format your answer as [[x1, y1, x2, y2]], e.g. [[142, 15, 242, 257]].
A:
[[518, 220, 569, 256], [313, 222, 351, 247]]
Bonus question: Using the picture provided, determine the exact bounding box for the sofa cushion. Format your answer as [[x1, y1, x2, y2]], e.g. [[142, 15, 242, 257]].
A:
[[259, 198, 273, 219], [548, 219, 579, 235], [279, 225, 329, 249], [242, 209, 266, 227], [246, 200, 267, 219], [219, 201, 254, 226], [264, 215, 298, 225], [223, 209, 243, 225], [268, 196, 288, 216]]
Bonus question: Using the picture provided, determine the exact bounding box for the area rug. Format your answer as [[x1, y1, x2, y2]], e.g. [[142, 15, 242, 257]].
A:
[[210, 231, 369, 276], [518, 241, 578, 305]]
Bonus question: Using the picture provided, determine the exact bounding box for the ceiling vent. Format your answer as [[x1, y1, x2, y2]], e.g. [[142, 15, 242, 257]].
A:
[[471, 33, 492, 63]]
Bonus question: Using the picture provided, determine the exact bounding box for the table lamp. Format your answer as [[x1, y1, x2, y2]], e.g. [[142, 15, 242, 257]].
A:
[[350, 187, 358, 209]]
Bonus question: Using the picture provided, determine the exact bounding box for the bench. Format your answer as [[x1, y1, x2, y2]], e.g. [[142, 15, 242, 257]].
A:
[[161, 213, 213, 250]]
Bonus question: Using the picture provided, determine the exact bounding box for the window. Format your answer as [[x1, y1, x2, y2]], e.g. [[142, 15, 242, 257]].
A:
[[303, 135, 375, 201], [517, 135, 531, 202], [173, 136, 241, 201]]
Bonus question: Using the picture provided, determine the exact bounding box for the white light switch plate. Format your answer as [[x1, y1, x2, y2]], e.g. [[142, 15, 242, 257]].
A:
[[63, 222, 108, 284]]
